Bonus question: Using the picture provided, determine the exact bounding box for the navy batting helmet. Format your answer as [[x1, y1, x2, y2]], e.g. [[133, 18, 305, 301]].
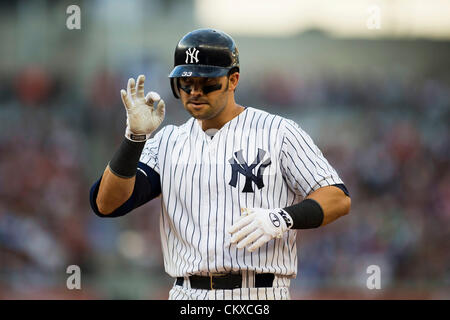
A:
[[168, 28, 239, 98]]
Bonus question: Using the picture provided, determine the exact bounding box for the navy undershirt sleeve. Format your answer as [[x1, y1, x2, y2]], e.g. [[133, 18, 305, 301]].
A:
[[89, 162, 161, 218], [332, 183, 350, 197]]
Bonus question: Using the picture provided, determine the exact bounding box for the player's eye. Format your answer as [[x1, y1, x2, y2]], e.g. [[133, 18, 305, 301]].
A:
[[180, 80, 193, 88], [205, 79, 217, 85]]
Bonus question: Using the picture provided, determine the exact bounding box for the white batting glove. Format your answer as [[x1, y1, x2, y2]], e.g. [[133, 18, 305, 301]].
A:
[[229, 208, 294, 252], [120, 75, 165, 142]]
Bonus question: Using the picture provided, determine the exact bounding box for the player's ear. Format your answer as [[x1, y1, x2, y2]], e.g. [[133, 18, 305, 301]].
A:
[[227, 72, 239, 91]]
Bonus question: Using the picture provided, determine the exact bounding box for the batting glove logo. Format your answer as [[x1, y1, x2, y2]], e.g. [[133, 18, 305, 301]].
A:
[[269, 212, 281, 227]]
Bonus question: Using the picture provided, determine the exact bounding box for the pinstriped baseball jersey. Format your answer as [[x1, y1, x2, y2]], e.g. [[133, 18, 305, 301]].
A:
[[139, 106, 343, 278]]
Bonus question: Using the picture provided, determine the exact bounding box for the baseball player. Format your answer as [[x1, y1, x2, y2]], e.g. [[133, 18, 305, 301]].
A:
[[90, 28, 351, 300]]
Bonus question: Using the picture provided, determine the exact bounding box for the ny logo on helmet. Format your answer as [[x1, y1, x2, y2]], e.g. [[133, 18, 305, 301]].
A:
[[185, 48, 199, 64]]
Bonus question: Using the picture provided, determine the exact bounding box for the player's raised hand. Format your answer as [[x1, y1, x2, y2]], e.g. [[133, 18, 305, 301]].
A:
[[120, 75, 165, 142], [229, 208, 293, 252]]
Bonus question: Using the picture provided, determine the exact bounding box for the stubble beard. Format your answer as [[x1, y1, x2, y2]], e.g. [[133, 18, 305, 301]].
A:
[[185, 85, 229, 121]]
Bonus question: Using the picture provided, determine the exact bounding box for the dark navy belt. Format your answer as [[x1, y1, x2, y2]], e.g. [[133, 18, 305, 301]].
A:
[[176, 273, 275, 290]]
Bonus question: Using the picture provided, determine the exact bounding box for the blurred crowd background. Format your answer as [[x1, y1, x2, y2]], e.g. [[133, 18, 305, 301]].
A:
[[0, 0, 449, 299]]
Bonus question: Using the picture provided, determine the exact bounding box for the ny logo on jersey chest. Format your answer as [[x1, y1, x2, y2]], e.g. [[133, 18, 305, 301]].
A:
[[228, 148, 271, 193]]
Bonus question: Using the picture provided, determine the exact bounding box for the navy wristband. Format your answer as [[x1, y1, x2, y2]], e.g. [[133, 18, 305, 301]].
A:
[[283, 198, 324, 229], [109, 138, 145, 178]]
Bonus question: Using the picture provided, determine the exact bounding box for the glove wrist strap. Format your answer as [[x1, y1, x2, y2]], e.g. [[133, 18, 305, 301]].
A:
[[125, 126, 152, 142], [278, 209, 294, 230]]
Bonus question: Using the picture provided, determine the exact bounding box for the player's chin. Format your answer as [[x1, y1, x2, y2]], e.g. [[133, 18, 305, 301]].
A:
[[186, 103, 212, 118]]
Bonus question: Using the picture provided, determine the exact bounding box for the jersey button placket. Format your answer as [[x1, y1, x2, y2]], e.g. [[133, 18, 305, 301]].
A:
[[200, 141, 211, 272], [207, 139, 218, 271]]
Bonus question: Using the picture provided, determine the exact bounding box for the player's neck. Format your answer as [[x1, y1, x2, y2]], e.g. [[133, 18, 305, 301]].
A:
[[199, 103, 245, 131]]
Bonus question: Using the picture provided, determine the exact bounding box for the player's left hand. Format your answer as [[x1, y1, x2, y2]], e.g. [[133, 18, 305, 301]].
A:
[[229, 208, 293, 252]]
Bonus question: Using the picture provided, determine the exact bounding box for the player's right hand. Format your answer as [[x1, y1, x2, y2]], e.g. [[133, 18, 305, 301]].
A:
[[120, 75, 165, 142]]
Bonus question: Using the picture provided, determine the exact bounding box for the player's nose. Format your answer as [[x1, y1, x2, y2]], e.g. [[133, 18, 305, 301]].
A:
[[189, 85, 204, 96]]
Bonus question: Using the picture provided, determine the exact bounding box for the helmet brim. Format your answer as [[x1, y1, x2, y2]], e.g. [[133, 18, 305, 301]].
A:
[[168, 65, 230, 78]]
